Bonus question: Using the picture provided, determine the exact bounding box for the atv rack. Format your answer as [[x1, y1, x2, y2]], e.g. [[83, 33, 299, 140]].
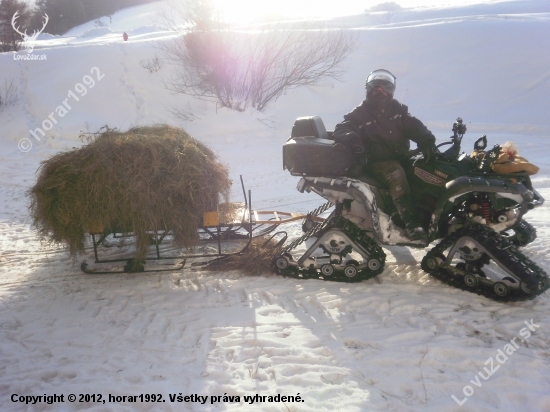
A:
[[81, 177, 325, 274]]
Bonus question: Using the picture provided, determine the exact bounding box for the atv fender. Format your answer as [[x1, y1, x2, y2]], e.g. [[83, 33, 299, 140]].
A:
[[430, 176, 535, 236]]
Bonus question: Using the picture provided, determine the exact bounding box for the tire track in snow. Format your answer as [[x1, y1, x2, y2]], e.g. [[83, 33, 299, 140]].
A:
[[15, 60, 43, 143], [204, 323, 358, 409], [0, 63, 45, 225], [194, 280, 370, 410], [118, 42, 147, 127]]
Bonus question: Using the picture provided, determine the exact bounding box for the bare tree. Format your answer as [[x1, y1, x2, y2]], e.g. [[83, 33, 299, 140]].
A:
[[0, 0, 31, 52], [0, 78, 18, 110], [158, 0, 356, 112], [365, 1, 403, 25]]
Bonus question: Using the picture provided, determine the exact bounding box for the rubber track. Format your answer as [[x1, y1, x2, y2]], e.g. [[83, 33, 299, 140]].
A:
[[423, 224, 550, 302], [302, 201, 334, 231], [274, 215, 386, 283], [512, 219, 537, 246], [309, 201, 334, 219]]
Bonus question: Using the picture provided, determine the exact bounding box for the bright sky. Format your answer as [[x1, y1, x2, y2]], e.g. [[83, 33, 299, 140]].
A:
[[211, 0, 499, 23]]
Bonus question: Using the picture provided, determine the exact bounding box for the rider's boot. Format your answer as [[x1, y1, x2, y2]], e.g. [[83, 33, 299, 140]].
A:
[[393, 196, 428, 242]]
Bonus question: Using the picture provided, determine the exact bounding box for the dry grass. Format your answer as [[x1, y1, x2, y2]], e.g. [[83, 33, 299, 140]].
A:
[[206, 237, 283, 276], [29, 124, 231, 262]]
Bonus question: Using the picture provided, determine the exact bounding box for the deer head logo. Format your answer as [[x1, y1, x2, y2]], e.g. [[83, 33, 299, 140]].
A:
[[12, 11, 49, 54]]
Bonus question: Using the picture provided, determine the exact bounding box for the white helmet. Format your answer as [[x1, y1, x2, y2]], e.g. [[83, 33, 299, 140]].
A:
[[365, 69, 396, 102]]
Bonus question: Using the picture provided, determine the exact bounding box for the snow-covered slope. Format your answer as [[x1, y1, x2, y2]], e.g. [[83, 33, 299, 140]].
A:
[[1, 1, 550, 411]]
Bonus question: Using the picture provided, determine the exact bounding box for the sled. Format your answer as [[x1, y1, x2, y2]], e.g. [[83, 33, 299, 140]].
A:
[[80, 177, 322, 274]]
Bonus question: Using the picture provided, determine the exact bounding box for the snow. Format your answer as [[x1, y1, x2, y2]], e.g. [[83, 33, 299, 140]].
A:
[[1, 0, 550, 411]]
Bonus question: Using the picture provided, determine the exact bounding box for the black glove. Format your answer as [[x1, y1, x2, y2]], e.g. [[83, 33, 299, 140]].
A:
[[334, 131, 364, 154], [420, 143, 438, 163], [333, 132, 366, 176]]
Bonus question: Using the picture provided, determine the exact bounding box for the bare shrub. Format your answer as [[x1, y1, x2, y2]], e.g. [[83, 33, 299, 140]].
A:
[[0, 78, 18, 109], [94, 18, 105, 28], [158, 0, 355, 112], [139, 55, 163, 73], [168, 103, 201, 121], [205, 237, 283, 276]]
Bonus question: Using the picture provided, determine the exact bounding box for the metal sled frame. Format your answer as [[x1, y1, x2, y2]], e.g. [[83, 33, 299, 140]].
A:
[[81, 177, 322, 274]]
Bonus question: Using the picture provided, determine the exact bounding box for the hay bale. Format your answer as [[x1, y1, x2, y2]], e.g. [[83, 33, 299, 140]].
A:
[[29, 124, 231, 261]]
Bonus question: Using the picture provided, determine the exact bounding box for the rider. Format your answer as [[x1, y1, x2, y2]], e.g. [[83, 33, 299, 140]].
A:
[[333, 69, 437, 241]]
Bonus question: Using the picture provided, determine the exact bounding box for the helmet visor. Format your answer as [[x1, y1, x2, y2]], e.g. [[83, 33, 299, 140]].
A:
[[366, 79, 395, 95], [366, 70, 396, 85]]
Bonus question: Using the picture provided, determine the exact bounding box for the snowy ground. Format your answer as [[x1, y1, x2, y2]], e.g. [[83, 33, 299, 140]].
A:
[[1, 1, 550, 411]]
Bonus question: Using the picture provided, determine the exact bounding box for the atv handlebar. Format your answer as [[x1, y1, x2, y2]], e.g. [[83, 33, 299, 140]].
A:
[[406, 141, 455, 163], [407, 118, 467, 162]]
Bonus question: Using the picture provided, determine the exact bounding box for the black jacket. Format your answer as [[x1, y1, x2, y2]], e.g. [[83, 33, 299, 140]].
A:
[[333, 99, 436, 164]]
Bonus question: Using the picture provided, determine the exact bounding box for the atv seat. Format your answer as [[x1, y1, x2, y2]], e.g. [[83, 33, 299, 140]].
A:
[[290, 115, 332, 140], [289, 116, 389, 187]]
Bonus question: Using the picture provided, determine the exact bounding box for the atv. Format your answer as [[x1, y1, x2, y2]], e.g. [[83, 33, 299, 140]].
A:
[[273, 116, 549, 302]]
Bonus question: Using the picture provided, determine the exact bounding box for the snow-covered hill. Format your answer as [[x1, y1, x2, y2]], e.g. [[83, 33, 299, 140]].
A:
[[1, 1, 549, 411]]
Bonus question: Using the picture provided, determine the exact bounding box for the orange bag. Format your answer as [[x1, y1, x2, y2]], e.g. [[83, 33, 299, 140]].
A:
[[492, 152, 539, 175]]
